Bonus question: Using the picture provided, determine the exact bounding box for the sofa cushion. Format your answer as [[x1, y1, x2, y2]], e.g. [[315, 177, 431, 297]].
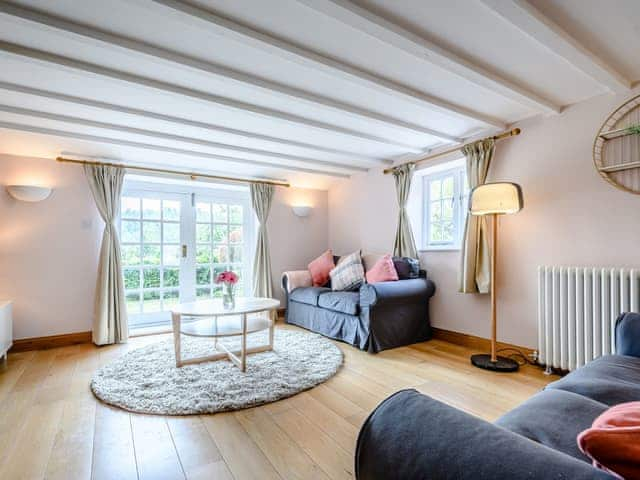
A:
[[318, 291, 360, 316], [308, 250, 335, 287], [545, 355, 640, 406], [366, 254, 398, 284], [392, 256, 420, 280], [331, 251, 365, 291], [578, 401, 640, 479], [289, 286, 330, 306], [495, 389, 608, 462]]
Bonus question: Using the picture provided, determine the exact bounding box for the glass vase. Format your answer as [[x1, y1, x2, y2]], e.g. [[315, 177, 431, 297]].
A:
[[222, 283, 235, 310]]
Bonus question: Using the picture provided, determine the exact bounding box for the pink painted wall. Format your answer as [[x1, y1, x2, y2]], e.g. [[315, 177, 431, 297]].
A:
[[0, 154, 328, 339], [329, 87, 640, 348], [269, 186, 329, 303], [0, 155, 102, 339]]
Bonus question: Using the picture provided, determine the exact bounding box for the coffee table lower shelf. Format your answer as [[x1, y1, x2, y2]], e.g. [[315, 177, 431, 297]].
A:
[[171, 298, 279, 372]]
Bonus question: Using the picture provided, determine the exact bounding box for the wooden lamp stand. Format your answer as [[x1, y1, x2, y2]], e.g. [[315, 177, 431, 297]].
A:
[[470, 214, 519, 372], [468, 183, 523, 373]]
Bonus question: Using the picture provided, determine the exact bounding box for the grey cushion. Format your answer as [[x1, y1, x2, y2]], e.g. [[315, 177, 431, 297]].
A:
[[318, 291, 360, 316], [392, 256, 420, 279], [289, 286, 330, 306], [545, 354, 640, 406], [495, 389, 608, 462]]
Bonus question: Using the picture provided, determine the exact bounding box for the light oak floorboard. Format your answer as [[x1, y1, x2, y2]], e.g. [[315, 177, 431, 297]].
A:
[[0, 324, 558, 479], [236, 406, 329, 480], [130, 414, 185, 480], [202, 412, 281, 480], [45, 398, 96, 480], [92, 403, 138, 480]]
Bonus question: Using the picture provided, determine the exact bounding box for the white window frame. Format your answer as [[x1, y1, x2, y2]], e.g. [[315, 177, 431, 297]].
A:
[[420, 162, 468, 251], [120, 178, 255, 331]]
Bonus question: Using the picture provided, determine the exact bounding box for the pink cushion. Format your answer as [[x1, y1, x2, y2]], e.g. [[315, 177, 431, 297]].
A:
[[578, 401, 640, 479], [365, 254, 399, 284], [308, 250, 335, 287]]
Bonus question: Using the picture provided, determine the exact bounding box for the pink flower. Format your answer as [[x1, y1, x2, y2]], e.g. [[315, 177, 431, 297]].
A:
[[215, 270, 238, 285]]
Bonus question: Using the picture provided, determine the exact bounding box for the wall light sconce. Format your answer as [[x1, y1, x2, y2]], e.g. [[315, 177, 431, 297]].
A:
[[6, 185, 53, 202], [292, 205, 312, 218]]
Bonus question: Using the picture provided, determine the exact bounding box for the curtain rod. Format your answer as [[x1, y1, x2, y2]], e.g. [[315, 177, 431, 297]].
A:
[[383, 128, 521, 175], [56, 156, 290, 187]]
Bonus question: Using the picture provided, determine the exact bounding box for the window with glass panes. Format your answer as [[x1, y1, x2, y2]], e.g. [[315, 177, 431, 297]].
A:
[[195, 201, 246, 299], [120, 196, 183, 325], [422, 166, 469, 249]]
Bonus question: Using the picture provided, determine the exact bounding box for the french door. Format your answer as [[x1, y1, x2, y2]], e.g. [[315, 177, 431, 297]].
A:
[[120, 181, 254, 331]]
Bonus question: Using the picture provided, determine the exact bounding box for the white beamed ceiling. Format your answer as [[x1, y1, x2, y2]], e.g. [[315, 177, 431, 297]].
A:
[[0, 0, 637, 189]]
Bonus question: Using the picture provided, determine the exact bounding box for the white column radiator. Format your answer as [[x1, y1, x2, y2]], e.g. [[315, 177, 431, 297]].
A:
[[537, 266, 640, 372]]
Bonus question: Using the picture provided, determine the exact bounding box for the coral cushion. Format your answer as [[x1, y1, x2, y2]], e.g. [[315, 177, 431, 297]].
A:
[[365, 254, 399, 284], [308, 250, 335, 287], [577, 402, 640, 479]]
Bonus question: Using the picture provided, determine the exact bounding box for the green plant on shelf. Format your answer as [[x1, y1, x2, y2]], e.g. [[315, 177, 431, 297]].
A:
[[626, 124, 640, 136]]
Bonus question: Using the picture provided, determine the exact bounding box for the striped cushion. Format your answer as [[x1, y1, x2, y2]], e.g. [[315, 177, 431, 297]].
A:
[[330, 251, 365, 291]]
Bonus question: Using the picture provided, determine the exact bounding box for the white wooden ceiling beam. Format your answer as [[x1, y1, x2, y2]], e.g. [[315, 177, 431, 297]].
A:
[[296, 0, 560, 115], [0, 120, 351, 178], [0, 81, 383, 164], [479, 0, 631, 94], [0, 41, 423, 153], [0, 104, 367, 172], [0, 2, 460, 144], [150, 0, 506, 129]]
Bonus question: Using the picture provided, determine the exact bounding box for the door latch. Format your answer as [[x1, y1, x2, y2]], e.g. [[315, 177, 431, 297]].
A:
[[181, 245, 187, 258]]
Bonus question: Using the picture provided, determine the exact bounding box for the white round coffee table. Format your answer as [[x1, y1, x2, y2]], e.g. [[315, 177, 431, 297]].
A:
[[171, 297, 279, 372]]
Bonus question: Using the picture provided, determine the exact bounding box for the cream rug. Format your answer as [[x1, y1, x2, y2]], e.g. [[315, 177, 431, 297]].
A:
[[91, 329, 343, 415]]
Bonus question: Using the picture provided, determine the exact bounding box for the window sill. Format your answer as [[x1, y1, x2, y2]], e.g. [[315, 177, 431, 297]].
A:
[[419, 247, 461, 252]]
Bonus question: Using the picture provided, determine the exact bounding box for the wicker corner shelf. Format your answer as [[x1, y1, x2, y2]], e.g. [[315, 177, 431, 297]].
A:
[[599, 127, 639, 141], [593, 94, 640, 194]]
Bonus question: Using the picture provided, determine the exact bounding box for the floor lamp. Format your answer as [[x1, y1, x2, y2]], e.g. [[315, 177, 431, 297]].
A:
[[468, 182, 523, 372]]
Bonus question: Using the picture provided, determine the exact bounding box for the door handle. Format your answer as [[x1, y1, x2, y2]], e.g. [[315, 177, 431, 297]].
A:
[[182, 245, 187, 258]]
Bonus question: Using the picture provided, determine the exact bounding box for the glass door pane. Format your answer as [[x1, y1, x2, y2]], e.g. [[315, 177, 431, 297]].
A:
[[194, 197, 252, 298], [121, 193, 189, 330]]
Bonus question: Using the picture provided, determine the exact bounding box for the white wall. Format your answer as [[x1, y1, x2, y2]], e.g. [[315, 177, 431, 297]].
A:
[[0, 154, 328, 339], [0, 154, 102, 339], [269, 185, 329, 303], [329, 88, 640, 348]]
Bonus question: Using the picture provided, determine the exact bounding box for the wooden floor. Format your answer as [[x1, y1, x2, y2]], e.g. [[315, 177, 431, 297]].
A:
[[0, 323, 558, 480]]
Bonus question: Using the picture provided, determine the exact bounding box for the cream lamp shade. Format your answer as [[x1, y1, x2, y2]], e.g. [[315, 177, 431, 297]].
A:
[[469, 182, 523, 216]]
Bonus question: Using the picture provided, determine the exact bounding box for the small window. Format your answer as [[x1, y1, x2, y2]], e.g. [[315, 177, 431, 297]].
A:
[[421, 164, 468, 250]]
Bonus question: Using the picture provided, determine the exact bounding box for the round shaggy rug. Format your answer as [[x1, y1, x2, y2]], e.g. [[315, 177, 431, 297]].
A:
[[91, 329, 343, 415]]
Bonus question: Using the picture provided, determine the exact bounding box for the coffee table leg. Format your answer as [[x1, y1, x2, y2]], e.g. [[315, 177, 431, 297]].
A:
[[268, 309, 274, 350], [172, 312, 182, 367], [240, 312, 247, 372]]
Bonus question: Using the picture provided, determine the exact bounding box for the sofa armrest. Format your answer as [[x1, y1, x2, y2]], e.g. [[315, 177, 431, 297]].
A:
[[615, 312, 640, 357], [360, 278, 435, 308], [356, 389, 614, 480], [281, 270, 313, 293]]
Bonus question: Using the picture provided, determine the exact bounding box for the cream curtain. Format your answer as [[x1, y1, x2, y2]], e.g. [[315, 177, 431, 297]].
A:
[[392, 163, 418, 258], [459, 139, 495, 294], [250, 182, 275, 298], [84, 165, 128, 345]]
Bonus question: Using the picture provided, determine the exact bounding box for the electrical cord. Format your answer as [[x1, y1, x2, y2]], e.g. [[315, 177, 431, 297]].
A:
[[496, 347, 538, 367]]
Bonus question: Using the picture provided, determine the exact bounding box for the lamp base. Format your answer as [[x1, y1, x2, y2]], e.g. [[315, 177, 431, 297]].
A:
[[470, 354, 519, 372]]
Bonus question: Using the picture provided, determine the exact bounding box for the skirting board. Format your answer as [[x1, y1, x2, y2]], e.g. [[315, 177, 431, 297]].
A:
[[9, 331, 92, 353], [431, 327, 535, 357], [8, 315, 532, 356], [10, 309, 288, 353]]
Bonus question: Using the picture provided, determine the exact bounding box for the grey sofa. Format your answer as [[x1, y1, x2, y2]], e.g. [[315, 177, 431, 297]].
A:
[[281, 264, 436, 353], [355, 312, 640, 479]]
